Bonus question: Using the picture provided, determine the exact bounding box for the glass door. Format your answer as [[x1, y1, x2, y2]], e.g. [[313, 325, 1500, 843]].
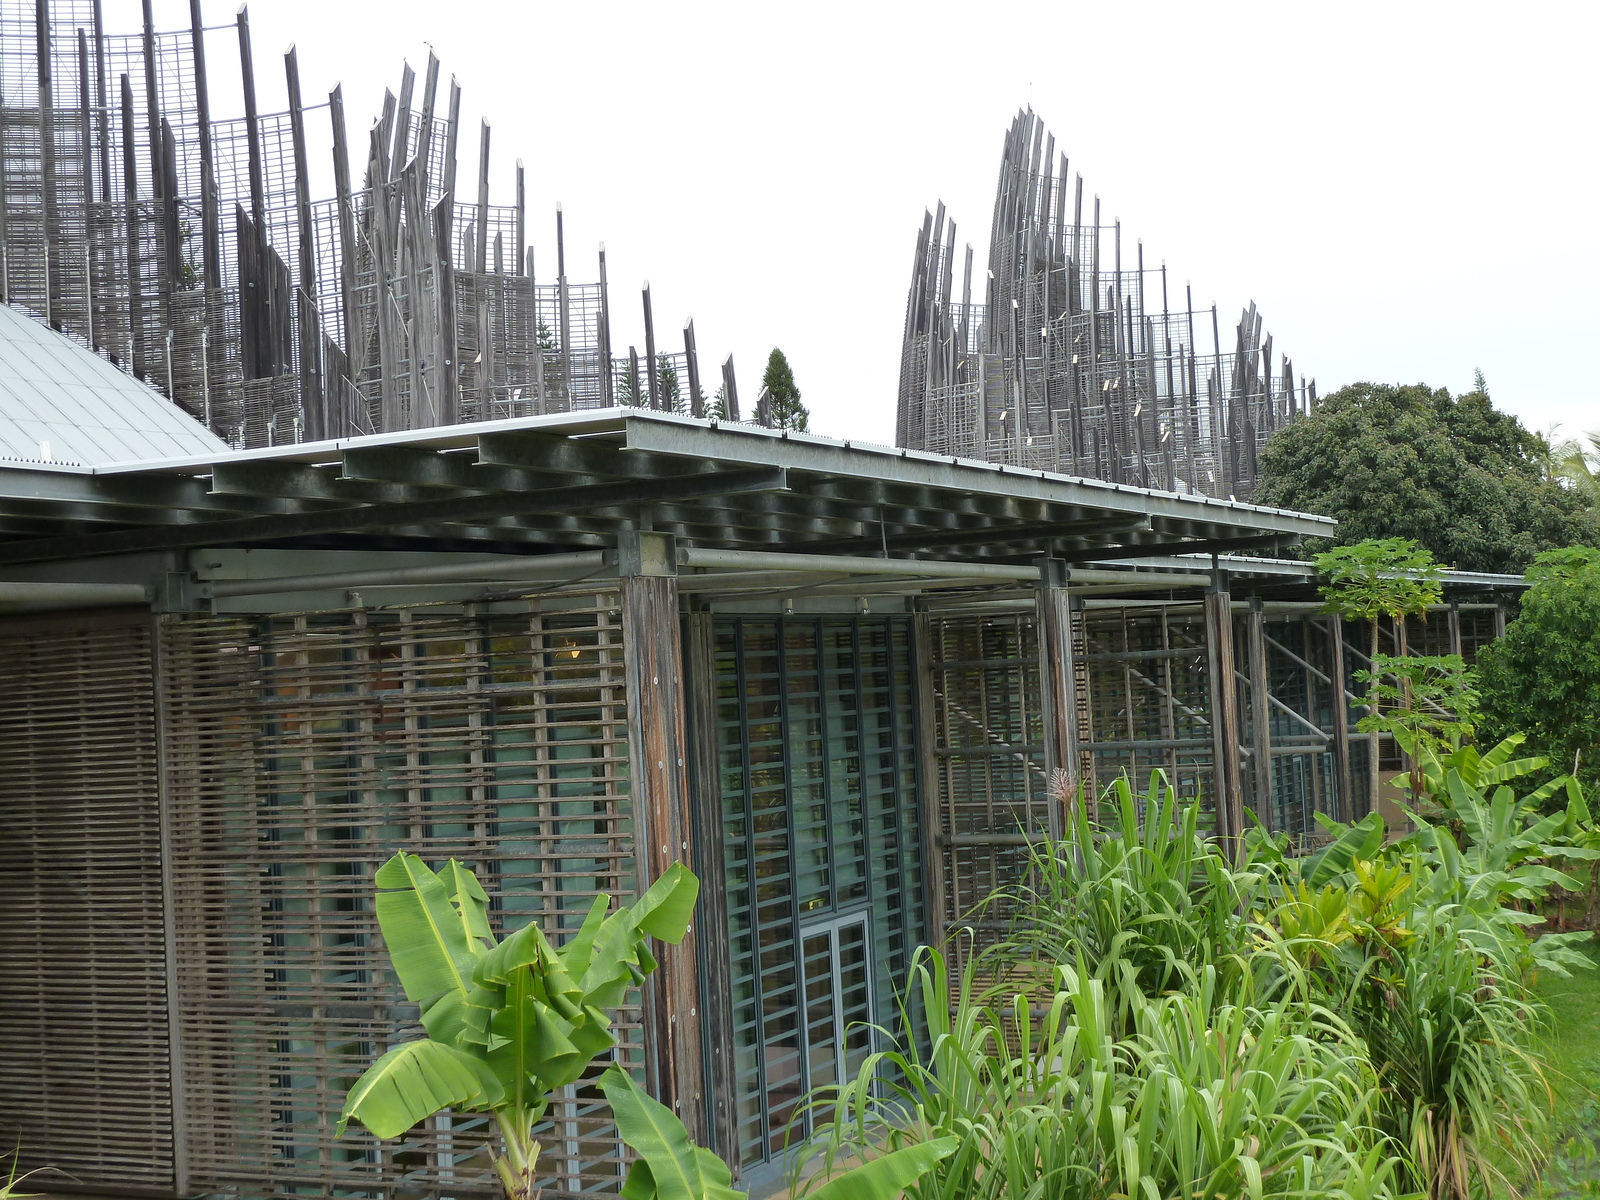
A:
[[800, 913, 873, 1105]]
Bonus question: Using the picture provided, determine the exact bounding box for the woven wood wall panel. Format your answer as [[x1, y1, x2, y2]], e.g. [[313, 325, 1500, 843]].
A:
[[0, 616, 174, 1192], [923, 612, 1049, 971], [159, 597, 637, 1200]]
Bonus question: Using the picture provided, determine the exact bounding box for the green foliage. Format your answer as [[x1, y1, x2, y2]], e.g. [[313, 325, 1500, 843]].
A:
[[1315, 538, 1443, 627], [1355, 653, 1479, 795], [1478, 547, 1600, 791], [338, 855, 948, 1200], [761, 348, 808, 431], [656, 358, 682, 413], [598, 1062, 954, 1200], [619, 357, 646, 407], [802, 945, 1402, 1200], [706, 383, 731, 421], [985, 774, 1262, 1030], [1551, 429, 1600, 509], [337, 852, 698, 1199], [922, 768, 1600, 1200], [1255, 382, 1600, 572]]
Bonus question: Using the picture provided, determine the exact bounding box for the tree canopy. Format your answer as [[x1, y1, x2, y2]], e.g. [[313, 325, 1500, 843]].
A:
[[1477, 547, 1600, 790], [761, 348, 808, 431], [1254, 381, 1599, 573]]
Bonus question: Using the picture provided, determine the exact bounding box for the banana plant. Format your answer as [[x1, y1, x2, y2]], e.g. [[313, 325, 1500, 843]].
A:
[[337, 853, 956, 1200], [337, 851, 698, 1200]]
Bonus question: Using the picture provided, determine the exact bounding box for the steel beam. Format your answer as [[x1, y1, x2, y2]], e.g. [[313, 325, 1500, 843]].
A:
[[0, 468, 789, 565]]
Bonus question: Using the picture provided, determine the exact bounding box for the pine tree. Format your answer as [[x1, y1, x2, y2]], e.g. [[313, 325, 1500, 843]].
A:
[[706, 383, 729, 421], [656, 358, 682, 413], [762, 348, 808, 431]]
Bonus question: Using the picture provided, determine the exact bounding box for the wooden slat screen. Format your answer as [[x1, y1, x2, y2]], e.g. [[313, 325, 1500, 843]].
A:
[[922, 611, 1050, 971], [159, 596, 637, 1200], [0, 613, 175, 1193]]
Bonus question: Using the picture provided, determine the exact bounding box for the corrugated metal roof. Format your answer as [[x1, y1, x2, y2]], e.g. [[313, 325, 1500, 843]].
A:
[[0, 303, 229, 466]]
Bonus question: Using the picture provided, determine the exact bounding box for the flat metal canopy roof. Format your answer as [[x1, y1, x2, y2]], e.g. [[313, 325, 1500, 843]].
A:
[[0, 408, 1336, 567]]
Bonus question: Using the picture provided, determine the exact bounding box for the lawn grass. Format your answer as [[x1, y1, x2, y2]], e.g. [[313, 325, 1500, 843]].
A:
[[1529, 941, 1600, 1197]]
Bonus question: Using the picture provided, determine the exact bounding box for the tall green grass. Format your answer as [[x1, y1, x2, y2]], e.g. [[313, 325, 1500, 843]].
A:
[[798, 770, 1568, 1200]]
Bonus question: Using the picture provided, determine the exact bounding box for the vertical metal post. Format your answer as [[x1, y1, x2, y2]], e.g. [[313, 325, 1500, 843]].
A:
[[1326, 616, 1353, 822], [1247, 598, 1272, 833], [619, 530, 703, 1140]]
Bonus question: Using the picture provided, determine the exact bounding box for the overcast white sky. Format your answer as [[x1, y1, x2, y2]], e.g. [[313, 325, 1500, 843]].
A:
[[151, 0, 1598, 445]]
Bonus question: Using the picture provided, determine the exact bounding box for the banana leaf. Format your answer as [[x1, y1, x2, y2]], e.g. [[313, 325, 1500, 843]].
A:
[[337, 1038, 503, 1138]]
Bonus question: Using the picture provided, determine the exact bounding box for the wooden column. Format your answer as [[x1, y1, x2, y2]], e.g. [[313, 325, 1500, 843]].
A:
[[1447, 602, 1463, 659], [1035, 559, 1083, 832], [286, 47, 323, 440], [1247, 599, 1272, 833], [620, 531, 703, 1143], [1205, 583, 1244, 854], [1327, 616, 1353, 823], [684, 611, 736, 1169]]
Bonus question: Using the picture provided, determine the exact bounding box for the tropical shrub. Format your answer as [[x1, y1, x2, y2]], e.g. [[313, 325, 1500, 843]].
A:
[[921, 769, 1596, 1200], [336, 852, 953, 1200], [1478, 547, 1600, 792], [800, 947, 1403, 1200], [984, 774, 1263, 1030]]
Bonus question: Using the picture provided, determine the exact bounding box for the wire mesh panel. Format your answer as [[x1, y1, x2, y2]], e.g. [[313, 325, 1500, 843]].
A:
[[0, 612, 174, 1193], [712, 616, 922, 1174], [159, 595, 638, 1200]]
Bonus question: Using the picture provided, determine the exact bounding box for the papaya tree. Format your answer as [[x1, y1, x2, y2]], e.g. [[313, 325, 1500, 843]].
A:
[[338, 852, 955, 1199]]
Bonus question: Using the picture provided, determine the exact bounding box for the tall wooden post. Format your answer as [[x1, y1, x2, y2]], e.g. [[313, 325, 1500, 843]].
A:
[[684, 610, 737, 1169], [1035, 558, 1083, 831], [1327, 616, 1353, 823], [1448, 602, 1463, 659], [1205, 578, 1244, 855], [1247, 598, 1272, 833], [619, 531, 703, 1142], [286, 47, 322, 439]]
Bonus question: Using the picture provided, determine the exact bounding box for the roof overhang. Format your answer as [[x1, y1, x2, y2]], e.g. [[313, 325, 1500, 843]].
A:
[[0, 409, 1336, 569]]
